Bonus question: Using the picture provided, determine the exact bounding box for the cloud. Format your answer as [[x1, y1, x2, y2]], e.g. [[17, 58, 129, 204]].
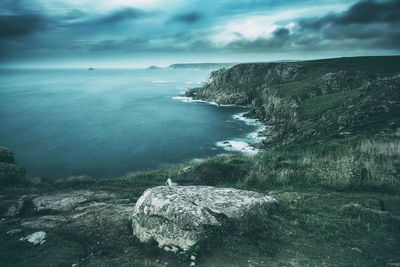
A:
[[216, 0, 400, 51], [172, 12, 202, 24], [98, 8, 145, 24], [1, 0, 399, 65], [0, 14, 48, 38]]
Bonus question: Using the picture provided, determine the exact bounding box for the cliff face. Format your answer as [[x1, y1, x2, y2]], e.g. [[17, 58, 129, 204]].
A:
[[186, 56, 400, 146]]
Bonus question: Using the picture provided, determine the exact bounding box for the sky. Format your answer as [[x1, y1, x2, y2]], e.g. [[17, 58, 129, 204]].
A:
[[0, 0, 399, 68]]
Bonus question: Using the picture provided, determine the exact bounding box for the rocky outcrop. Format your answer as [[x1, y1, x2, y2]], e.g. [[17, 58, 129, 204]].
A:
[[132, 186, 278, 251], [4, 190, 134, 237], [0, 146, 25, 180], [20, 231, 47, 245], [186, 56, 400, 146]]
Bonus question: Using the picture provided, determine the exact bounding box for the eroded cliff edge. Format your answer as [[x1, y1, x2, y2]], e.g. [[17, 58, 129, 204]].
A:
[[185, 56, 400, 146]]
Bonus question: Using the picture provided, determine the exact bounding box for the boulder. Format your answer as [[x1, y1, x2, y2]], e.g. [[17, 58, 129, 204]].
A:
[[20, 231, 47, 245], [132, 186, 278, 251]]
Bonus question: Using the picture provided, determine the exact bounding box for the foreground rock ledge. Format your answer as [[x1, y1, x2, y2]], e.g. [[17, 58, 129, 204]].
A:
[[132, 186, 278, 251]]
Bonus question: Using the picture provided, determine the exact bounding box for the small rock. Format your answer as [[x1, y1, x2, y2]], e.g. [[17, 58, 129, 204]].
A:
[[71, 264, 79, 267], [20, 231, 47, 245], [190, 262, 195, 266], [166, 178, 178, 187], [190, 255, 196, 261], [156, 259, 160, 264], [181, 166, 193, 173], [6, 195, 33, 217], [6, 229, 22, 235], [163, 245, 179, 253]]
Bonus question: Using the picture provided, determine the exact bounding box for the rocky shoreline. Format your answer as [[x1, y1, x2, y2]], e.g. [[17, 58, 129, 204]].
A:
[[173, 96, 266, 154], [185, 56, 400, 147]]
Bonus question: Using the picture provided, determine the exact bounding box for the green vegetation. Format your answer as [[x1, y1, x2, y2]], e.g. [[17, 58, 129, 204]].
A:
[[1, 134, 399, 266]]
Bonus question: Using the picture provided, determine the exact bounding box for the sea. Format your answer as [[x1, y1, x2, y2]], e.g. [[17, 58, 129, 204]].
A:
[[0, 68, 264, 179]]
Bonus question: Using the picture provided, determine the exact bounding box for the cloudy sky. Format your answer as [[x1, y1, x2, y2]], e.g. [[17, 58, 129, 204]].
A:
[[1, 0, 399, 67]]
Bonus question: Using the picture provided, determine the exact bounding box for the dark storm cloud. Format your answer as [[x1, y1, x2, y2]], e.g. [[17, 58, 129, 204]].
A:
[[226, 0, 400, 51], [298, 0, 400, 49], [336, 0, 400, 24], [68, 7, 146, 30], [300, 0, 400, 29], [172, 12, 202, 24], [0, 14, 48, 38], [98, 8, 145, 24]]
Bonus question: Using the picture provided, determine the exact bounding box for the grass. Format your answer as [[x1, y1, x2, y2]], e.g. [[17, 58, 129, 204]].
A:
[[1, 134, 399, 266], [297, 89, 359, 119]]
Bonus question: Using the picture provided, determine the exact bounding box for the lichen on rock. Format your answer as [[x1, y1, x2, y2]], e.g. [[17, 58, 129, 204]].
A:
[[132, 186, 278, 251]]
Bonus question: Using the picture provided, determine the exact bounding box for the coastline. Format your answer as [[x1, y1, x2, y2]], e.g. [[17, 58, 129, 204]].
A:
[[172, 96, 266, 155]]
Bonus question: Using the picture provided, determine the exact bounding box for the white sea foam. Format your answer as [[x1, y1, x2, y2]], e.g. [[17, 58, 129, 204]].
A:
[[215, 140, 259, 155], [173, 96, 267, 155], [184, 81, 204, 85], [172, 96, 239, 107], [172, 96, 219, 106]]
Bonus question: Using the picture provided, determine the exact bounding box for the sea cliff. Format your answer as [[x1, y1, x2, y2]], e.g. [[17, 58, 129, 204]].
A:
[[186, 56, 400, 146]]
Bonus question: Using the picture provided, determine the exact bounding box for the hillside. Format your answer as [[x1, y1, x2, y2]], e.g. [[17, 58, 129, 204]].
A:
[[169, 63, 237, 70], [186, 56, 400, 146]]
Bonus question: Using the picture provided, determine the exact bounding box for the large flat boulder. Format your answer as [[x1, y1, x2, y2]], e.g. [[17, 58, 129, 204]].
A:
[[132, 186, 278, 251]]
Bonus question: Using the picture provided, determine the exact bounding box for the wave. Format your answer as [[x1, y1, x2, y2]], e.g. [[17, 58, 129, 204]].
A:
[[215, 140, 259, 155], [172, 96, 240, 107], [173, 95, 266, 155], [184, 81, 204, 85]]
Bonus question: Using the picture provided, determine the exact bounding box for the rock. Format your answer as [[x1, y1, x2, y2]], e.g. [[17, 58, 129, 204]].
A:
[[190, 255, 196, 261], [31, 191, 111, 212], [6, 194, 35, 217], [6, 229, 22, 235], [20, 231, 47, 245], [0, 162, 25, 180], [0, 146, 14, 163], [0, 146, 25, 180], [132, 186, 278, 251], [166, 178, 177, 187], [18, 190, 134, 252], [21, 215, 67, 228], [190, 262, 195, 266], [181, 166, 193, 173]]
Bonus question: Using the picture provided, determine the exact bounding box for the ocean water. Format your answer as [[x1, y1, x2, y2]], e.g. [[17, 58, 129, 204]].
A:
[[0, 68, 262, 179]]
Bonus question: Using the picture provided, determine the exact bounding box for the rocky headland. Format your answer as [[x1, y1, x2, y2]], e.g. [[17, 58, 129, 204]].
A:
[[185, 56, 400, 146]]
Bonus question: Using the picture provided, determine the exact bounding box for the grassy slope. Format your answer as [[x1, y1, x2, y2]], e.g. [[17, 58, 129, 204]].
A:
[[1, 56, 400, 266]]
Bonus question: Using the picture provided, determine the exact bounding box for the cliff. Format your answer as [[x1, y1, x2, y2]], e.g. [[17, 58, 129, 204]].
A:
[[169, 63, 237, 70], [186, 56, 400, 146]]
